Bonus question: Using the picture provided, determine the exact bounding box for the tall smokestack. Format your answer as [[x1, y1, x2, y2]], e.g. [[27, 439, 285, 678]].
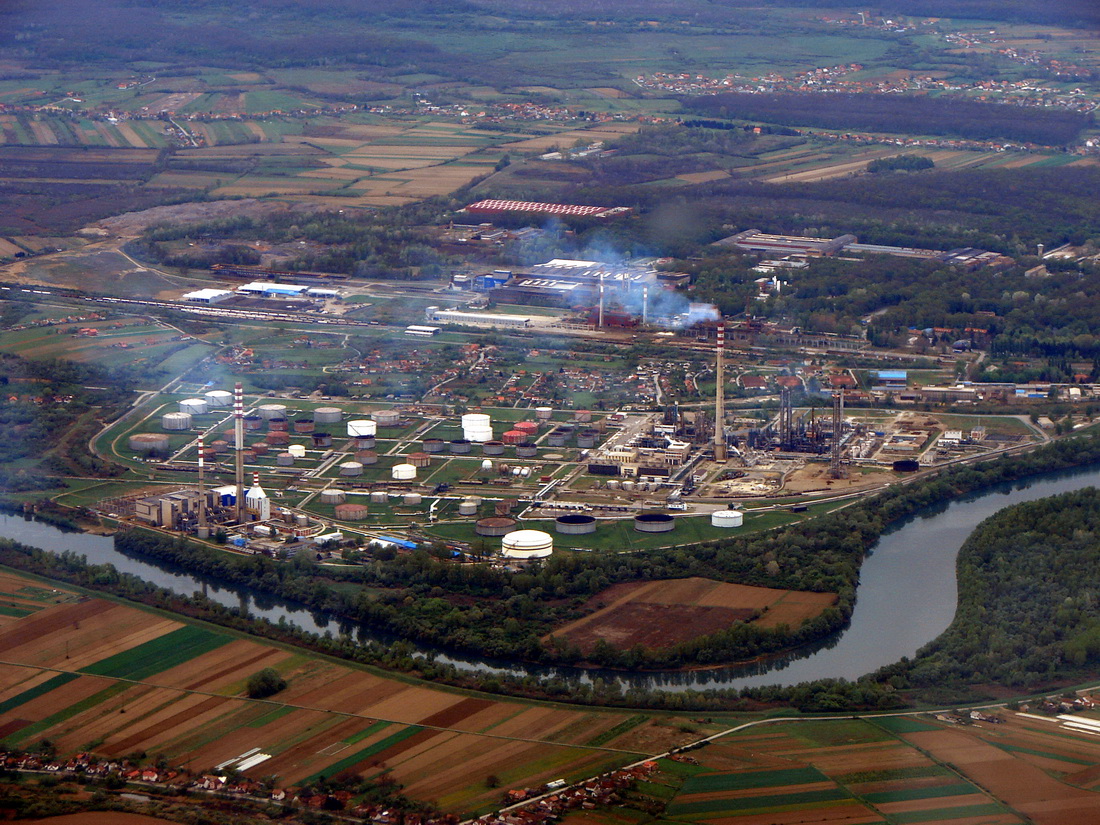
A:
[[197, 434, 209, 538], [234, 382, 245, 523], [642, 286, 649, 325], [714, 321, 727, 461], [598, 274, 604, 329]]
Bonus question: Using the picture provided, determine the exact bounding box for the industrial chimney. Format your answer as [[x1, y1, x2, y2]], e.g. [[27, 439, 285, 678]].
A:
[[234, 382, 245, 523], [714, 321, 727, 461]]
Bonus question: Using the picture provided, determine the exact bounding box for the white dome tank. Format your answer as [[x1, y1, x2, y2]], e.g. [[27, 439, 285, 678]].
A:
[[392, 463, 417, 481], [501, 530, 553, 560], [204, 390, 232, 407], [258, 403, 287, 420], [711, 509, 744, 528], [180, 398, 208, 415]]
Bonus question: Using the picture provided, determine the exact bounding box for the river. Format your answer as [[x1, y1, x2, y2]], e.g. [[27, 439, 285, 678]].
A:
[[2, 463, 1097, 692]]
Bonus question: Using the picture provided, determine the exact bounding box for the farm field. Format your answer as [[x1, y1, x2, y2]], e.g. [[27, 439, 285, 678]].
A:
[[572, 714, 1100, 825], [0, 571, 707, 816], [547, 578, 836, 654]]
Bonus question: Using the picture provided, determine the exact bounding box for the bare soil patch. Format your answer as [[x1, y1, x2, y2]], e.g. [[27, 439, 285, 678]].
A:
[[549, 577, 834, 652]]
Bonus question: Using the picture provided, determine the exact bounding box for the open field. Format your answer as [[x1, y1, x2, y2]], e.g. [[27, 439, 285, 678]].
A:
[[0, 570, 707, 815], [547, 577, 836, 653], [576, 713, 1100, 825]]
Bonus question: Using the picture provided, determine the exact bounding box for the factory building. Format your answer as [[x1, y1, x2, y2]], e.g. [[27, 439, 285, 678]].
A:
[[182, 288, 232, 304], [714, 229, 857, 257], [236, 282, 311, 298], [428, 309, 531, 328], [463, 199, 632, 220], [134, 490, 204, 527]]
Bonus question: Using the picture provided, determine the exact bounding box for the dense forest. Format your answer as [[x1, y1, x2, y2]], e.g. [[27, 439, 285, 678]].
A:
[[683, 93, 1090, 146], [877, 488, 1100, 699]]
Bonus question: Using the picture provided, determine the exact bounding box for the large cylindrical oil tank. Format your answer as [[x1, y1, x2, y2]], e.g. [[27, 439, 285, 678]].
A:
[[129, 433, 170, 453], [535, 406, 553, 420], [292, 417, 314, 434], [547, 429, 568, 448], [339, 461, 363, 477], [372, 409, 400, 427], [312, 432, 332, 447], [258, 403, 287, 420], [481, 440, 505, 456], [501, 530, 553, 560], [392, 463, 416, 481], [449, 438, 471, 454], [711, 509, 744, 528], [348, 419, 377, 438], [458, 499, 479, 516], [577, 430, 598, 449], [515, 421, 539, 436], [251, 442, 269, 457], [422, 438, 446, 453], [313, 406, 342, 424], [287, 443, 306, 458], [516, 443, 538, 458], [502, 430, 525, 445], [180, 398, 208, 415], [403, 493, 422, 506], [210, 439, 228, 454], [162, 412, 192, 431], [265, 431, 290, 446], [267, 417, 288, 432], [335, 503, 370, 521], [370, 490, 389, 503], [407, 451, 431, 468], [319, 488, 346, 504], [243, 414, 263, 431], [356, 450, 378, 465], [555, 514, 597, 535], [461, 413, 493, 442], [634, 512, 675, 533], [276, 452, 295, 466], [476, 517, 517, 537], [575, 410, 592, 422], [204, 390, 232, 407]]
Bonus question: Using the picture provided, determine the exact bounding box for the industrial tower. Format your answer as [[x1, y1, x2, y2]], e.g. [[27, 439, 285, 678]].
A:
[[714, 321, 727, 461]]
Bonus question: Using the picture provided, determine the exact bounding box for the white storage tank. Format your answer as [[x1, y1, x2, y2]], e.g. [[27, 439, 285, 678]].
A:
[[461, 413, 493, 442], [370, 490, 389, 504], [535, 406, 553, 420], [348, 419, 377, 437], [180, 398, 208, 415], [204, 390, 233, 407], [711, 509, 744, 528], [258, 403, 287, 420], [458, 499, 479, 516], [501, 530, 553, 560], [320, 488, 347, 505], [392, 463, 417, 481], [339, 461, 363, 477], [314, 406, 343, 424], [162, 412, 192, 430], [287, 444, 307, 458]]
